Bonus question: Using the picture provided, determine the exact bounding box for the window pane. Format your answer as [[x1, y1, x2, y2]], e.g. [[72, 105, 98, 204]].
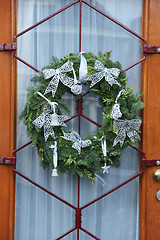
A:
[[15, 1, 142, 239]]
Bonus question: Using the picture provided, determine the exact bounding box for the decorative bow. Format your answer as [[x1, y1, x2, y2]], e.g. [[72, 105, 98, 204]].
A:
[[113, 119, 142, 147], [33, 103, 56, 141], [86, 60, 121, 88], [43, 60, 75, 97], [61, 131, 92, 154], [33, 95, 70, 142]]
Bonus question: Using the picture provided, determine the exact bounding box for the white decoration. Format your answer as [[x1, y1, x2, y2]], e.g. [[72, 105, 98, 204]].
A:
[[61, 131, 92, 154], [110, 104, 122, 120], [70, 63, 82, 95], [50, 142, 58, 177], [101, 137, 110, 174], [110, 89, 124, 120], [101, 138, 107, 157], [32, 104, 55, 141], [71, 84, 82, 95], [43, 61, 74, 97], [78, 52, 88, 83], [113, 119, 142, 147], [86, 60, 121, 88], [101, 163, 110, 174], [33, 93, 70, 141]]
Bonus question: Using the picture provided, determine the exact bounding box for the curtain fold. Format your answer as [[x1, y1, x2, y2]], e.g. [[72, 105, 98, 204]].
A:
[[15, 0, 142, 239]]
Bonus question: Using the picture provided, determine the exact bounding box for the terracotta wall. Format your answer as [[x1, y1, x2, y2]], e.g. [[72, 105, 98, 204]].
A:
[[0, 0, 16, 239]]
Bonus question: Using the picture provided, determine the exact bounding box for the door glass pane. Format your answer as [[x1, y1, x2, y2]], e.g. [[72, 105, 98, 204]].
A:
[[87, 0, 142, 32], [15, 0, 142, 239], [17, 0, 79, 32]]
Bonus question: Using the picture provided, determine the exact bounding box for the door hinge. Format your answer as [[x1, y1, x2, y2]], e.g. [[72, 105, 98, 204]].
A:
[[0, 157, 16, 165], [142, 159, 160, 167], [0, 42, 17, 51], [143, 45, 160, 54]]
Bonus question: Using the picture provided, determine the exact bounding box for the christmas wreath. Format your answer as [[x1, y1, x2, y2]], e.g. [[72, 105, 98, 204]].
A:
[[20, 52, 144, 183]]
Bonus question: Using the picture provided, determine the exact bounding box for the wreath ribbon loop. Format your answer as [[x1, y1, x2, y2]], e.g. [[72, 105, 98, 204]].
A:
[[113, 119, 142, 147]]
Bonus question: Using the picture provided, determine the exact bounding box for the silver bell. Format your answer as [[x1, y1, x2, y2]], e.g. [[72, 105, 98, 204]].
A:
[[110, 103, 122, 120]]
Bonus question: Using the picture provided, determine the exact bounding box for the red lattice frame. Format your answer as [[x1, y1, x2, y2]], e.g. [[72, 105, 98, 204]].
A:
[[12, 1, 147, 239]]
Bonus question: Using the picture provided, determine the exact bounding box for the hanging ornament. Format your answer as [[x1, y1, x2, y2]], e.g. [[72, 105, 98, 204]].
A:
[[110, 89, 124, 120], [78, 52, 88, 83], [110, 104, 122, 120], [86, 60, 121, 88], [101, 137, 110, 174], [71, 84, 82, 95], [61, 131, 92, 154], [33, 92, 70, 141], [50, 142, 58, 176], [101, 137, 107, 157], [113, 119, 142, 147], [70, 63, 82, 95], [101, 163, 110, 174], [43, 60, 75, 97]]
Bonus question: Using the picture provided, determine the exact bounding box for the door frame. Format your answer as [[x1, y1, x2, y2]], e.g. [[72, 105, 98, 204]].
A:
[[140, 0, 160, 239]]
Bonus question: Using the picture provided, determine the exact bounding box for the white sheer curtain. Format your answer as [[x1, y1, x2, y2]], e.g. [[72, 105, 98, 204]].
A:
[[15, 0, 142, 239]]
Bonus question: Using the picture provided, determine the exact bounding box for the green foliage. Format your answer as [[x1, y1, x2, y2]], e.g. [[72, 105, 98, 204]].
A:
[[20, 52, 144, 183]]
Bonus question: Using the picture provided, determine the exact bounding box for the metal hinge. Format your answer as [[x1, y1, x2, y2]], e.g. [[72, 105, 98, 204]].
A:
[[142, 159, 160, 167], [0, 157, 16, 165], [0, 42, 17, 51], [143, 45, 160, 54]]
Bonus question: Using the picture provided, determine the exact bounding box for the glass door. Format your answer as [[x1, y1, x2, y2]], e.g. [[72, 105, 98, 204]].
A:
[[15, 0, 143, 239]]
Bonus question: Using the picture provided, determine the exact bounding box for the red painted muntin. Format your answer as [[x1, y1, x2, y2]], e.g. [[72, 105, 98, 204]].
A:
[[12, 142, 145, 240], [13, 1, 147, 239]]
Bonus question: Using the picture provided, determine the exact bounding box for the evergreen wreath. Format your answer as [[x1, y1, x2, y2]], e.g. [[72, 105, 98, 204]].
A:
[[20, 52, 144, 183]]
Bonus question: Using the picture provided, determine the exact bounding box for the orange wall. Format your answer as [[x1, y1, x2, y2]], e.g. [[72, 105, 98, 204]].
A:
[[0, 0, 16, 239]]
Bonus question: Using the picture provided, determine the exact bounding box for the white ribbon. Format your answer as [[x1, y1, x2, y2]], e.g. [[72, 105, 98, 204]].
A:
[[101, 138, 107, 157], [50, 142, 58, 176], [100, 136, 110, 174], [72, 66, 78, 85], [78, 52, 88, 83], [115, 89, 124, 104], [37, 91, 58, 113], [70, 62, 83, 95]]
